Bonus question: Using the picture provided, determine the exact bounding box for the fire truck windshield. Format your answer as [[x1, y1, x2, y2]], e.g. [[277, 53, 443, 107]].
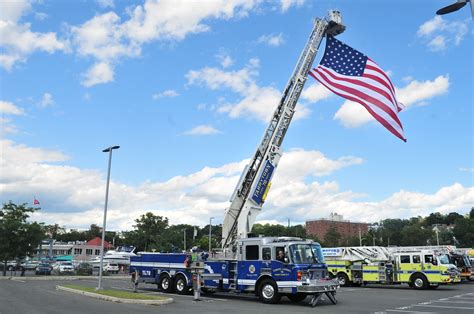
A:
[[289, 244, 323, 264], [439, 254, 450, 265]]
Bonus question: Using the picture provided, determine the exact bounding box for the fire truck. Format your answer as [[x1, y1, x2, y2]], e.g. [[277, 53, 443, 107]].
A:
[[322, 246, 460, 289], [130, 10, 346, 306]]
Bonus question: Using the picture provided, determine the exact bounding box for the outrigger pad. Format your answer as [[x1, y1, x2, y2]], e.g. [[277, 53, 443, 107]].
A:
[[325, 291, 337, 304], [309, 293, 323, 307]]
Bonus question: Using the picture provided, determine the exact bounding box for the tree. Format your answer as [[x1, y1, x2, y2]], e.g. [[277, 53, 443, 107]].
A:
[[424, 212, 445, 226], [44, 224, 65, 239], [0, 202, 45, 276], [400, 224, 433, 246], [445, 212, 463, 225], [324, 226, 341, 247], [452, 217, 474, 247], [122, 212, 169, 251]]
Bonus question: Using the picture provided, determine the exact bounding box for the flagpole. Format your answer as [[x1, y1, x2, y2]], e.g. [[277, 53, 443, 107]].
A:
[[209, 217, 214, 253]]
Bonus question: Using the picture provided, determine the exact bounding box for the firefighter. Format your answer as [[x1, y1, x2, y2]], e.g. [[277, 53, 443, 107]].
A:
[[276, 249, 286, 262]]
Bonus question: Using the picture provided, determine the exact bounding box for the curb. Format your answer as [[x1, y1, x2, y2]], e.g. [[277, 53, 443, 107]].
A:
[[56, 285, 173, 305], [1, 275, 130, 281]]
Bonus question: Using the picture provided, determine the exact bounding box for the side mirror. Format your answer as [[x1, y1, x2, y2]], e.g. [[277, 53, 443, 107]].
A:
[[432, 260, 438, 266], [284, 257, 289, 263]]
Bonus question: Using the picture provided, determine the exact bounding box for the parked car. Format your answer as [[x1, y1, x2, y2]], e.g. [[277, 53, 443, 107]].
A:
[[76, 263, 93, 276], [20, 261, 39, 271], [35, 263, 52, 275], [53, 262, 75, 274], [104, 263, 119, 274], [2, 260, 19, 271]]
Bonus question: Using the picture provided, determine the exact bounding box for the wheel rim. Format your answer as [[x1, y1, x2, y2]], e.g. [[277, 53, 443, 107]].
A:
[[338, 276, 346, 285], [262, 284, 274, 299], [176, 278, 185, 291], [162, 277, 169, 290], [414, 278, 423, 288]]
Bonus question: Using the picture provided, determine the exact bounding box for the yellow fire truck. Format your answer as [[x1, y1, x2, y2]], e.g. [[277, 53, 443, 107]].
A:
[[322, 247, 460, 290]]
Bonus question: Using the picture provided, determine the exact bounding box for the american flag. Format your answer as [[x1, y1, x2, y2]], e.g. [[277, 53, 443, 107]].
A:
[[309, 35, 406, 142]]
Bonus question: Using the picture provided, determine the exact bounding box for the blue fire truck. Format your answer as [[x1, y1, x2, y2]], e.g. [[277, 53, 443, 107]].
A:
[[130, 237, 338, 305], [130, 11, 345, 307]]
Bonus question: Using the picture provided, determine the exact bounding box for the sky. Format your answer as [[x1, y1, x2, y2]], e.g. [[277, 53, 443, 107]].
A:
[[0, 0, 473, 232]]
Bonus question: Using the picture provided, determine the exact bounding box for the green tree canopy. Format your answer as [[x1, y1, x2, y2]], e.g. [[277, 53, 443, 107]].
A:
[[0, 202, 45, 276]]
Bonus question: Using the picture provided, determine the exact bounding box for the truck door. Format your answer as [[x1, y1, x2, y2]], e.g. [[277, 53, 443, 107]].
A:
[[238, 244, 260, 289], [398, 255, 411, 283]]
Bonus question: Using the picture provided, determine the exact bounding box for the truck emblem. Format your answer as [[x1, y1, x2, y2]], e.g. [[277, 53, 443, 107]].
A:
[[249, 265, 256, 274]]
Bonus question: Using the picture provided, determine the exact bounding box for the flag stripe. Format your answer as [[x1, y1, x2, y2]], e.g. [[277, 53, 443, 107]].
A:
[[318, 65, 399, 114], [315, 67, 403, 129], [366, 59, 396, 95], [310, 70, 406, 140]]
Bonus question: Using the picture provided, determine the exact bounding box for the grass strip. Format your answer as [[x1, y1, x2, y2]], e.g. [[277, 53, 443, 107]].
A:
[[62, 284, 167, 300]]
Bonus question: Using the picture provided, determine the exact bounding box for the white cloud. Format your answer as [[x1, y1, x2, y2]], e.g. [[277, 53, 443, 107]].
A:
[[0, 118, 19, 135], [0, 101, 25, 115], [334, 75, 450, 128], [152, 89, 179, 100], [2, 139, 472, 230], [72, 0, 261, 86], [81, 62, 114, 87], [280, 0, 305, 12], [301, 83, 332, 103], [258, 33, 285, 47], [216, 53, 234, 68], [417, 16, 469, 51], [459, 168, 474, 173], [0, 0, 69, 70], [183, 125, 221, 136], [39, 93, 54, 107], [428, 35, 446, 51], [96, 0, 115, 9], [187, 58, 311, 123]]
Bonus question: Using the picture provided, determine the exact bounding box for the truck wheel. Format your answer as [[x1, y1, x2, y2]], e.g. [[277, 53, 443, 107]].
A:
[[287, 293, 307, 302], [337, 273, 350, 287], [159, 274, 174, 293], [174, 275, 189, 295], [411, 274, 428, 290], [258, 279, 281, 304]]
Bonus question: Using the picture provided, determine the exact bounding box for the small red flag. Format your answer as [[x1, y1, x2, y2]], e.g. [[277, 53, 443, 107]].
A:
[[34, 198, 40, 205]]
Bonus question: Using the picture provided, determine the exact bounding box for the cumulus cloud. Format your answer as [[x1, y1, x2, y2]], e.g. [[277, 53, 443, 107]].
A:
[[257, 33, 285, 47], [301, 83, 332, 103], [216, 53, 234, 68], [183, 125, 221, 136], [417, 16, 469, 51], [81, 62, 115, 87], [96, 0, 114, 8], [39, 93, 54, 107], [152, 89, 179, 100], [71, 0, 261, 86], [0, 100, 25, 115], [2, 139, 472, 230], [186, 58, 311, 123], [280, 0, 305, 12], [0, 0, 69, 70], [334, 75, 450, 128]]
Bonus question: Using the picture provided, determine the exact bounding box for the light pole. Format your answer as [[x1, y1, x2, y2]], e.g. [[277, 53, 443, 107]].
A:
[[97, 145, 120, 290], [209, 217, 214, 253], [183, 229, 186, 252]]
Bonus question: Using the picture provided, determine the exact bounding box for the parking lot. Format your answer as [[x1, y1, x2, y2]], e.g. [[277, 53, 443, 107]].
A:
[[0, 275, 473, 313]]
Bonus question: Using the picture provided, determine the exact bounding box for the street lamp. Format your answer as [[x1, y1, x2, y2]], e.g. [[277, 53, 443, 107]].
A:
[[209, 217, 214, 253], [97, 145, 120, 290]]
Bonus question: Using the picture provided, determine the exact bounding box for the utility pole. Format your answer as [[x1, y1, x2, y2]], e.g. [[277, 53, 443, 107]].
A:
[[209, 217, 214, 253], [183, 229, 186, 252], [358, 228, 362, 247]]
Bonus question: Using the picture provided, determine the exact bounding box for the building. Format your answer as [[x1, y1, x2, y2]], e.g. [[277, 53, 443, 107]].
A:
[[36, 237, 113, 262], [306, 213, 369, 241]]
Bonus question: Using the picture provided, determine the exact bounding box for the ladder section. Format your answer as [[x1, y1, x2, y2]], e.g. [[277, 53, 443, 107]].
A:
[[222, 11, 345, 254]]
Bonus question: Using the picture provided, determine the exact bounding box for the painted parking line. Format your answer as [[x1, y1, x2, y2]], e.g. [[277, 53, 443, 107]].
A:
[[385, 309, 436, 313], [412, 304, 474, 310], [433, 300, 474, 304]]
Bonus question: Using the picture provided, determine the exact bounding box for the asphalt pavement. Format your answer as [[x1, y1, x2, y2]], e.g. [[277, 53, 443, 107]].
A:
[[0, 276, 473, 313]]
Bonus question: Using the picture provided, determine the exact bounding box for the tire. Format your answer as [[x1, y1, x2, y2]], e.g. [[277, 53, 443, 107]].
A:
[[258, 278, 281, 304], [159, 274, 175, 293], [287, 293, 307, 303], [411, 274, 429, 290], [174, 275, 189, 295], [337, 273, 350, 287]]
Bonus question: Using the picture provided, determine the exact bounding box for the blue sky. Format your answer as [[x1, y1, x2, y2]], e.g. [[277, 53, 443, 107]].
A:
[[1, 0, 472, 231]]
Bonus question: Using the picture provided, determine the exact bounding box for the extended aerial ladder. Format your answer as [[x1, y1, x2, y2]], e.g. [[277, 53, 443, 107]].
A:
[[323, 247, 392, 262], [222, 11, 346, 256]]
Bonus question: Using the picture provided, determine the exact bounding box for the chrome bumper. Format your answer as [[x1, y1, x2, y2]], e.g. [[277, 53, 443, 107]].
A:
[[297, 279, 339, 293]]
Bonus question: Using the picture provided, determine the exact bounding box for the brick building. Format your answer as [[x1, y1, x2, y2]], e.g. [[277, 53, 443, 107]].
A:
[[306, 213, 369, 241]]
